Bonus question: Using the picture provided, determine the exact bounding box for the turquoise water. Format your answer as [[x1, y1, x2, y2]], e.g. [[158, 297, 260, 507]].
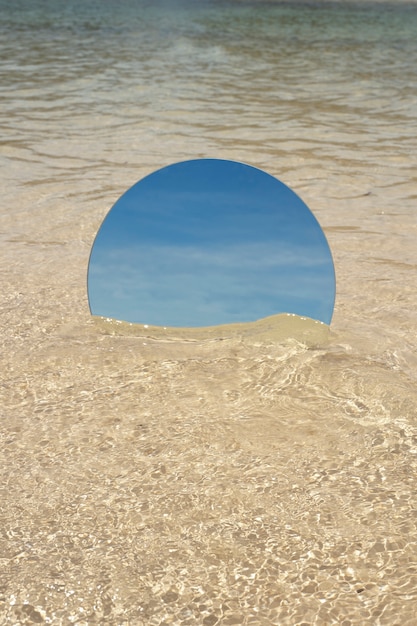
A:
[[2, 1, 417, 624]]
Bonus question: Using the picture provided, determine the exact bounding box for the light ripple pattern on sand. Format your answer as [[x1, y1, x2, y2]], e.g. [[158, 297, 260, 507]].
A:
[[1, 0, 417, 623]]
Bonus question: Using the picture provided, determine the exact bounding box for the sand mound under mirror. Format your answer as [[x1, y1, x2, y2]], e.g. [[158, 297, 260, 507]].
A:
[[92, 313, 333, 349], [87, 159, 336, 330]]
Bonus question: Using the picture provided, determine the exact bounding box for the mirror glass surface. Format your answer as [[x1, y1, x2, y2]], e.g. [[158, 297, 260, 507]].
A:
[[87, 159, 335, 327]]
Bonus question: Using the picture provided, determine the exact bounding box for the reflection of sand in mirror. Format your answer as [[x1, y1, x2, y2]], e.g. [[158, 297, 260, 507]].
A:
[[93, 312, 331, 345]]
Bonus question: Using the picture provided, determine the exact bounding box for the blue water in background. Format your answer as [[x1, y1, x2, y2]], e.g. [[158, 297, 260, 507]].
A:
[[0, 0, 417, 180]]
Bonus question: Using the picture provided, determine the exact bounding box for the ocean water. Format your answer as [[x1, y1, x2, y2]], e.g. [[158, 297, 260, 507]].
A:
[[1, 0, 417, 623]]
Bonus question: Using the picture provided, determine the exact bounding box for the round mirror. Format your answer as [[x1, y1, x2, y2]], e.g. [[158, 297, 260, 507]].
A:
[[87, 159, 335, 327]]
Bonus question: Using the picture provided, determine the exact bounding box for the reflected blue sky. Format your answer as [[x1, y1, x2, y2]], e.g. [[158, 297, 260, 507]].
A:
[[88, 159, 335, 326]]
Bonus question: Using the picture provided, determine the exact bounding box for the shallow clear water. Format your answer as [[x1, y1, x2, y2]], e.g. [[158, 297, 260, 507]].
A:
[[1, 1, 417, 624]]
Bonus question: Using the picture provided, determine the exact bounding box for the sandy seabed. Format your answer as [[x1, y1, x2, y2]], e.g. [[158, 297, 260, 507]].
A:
[[2, 0, 417, 622]]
